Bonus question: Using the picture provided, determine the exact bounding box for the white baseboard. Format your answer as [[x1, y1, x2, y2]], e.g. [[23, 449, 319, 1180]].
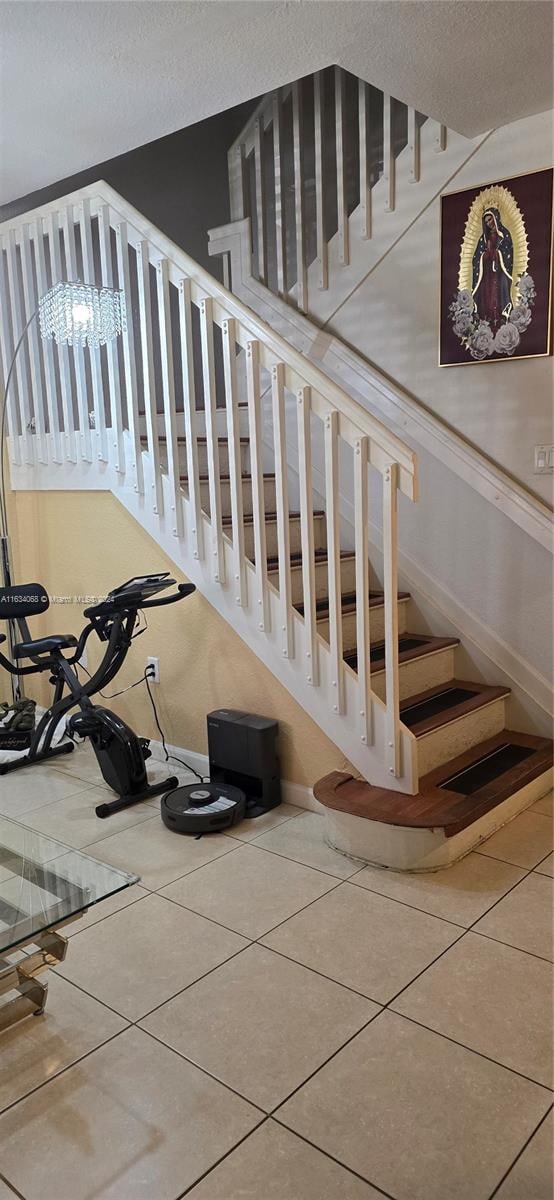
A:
[[147, 736, 318, 812]]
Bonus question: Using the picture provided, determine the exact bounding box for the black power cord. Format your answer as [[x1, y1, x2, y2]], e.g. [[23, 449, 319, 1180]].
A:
[[73, 657, 207, 784], [143, 668, 206, 783]]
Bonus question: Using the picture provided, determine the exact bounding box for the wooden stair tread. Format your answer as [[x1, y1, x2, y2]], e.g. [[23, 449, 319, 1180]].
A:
[[267, 549, 354, 571], [222, 510, 325, 527], [141, 435, 250, 444], [399, 678, 510, 737], [300, 590, 411, 618], [179, 472, 275, 482], [344, 633, 459, 672], [314, 730, 553, 835]]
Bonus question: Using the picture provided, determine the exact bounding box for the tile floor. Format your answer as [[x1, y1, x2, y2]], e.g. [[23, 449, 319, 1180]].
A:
[[0, 742, 552, 1200]]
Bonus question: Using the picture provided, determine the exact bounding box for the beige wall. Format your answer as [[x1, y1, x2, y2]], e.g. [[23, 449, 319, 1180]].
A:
[[330, 109, 554, 504], [5, 490, 349, 789]]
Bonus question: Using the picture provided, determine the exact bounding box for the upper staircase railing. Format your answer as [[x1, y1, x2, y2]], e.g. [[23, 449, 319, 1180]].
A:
[[0, 182, 418, 791], [228, 66, 448, 314]]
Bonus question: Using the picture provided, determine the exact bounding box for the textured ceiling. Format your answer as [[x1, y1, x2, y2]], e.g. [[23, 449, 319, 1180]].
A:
[[1, 0, 553, 205]]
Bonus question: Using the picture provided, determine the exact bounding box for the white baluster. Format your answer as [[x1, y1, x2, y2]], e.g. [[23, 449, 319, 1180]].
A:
[[324, 409, 343, 712], [115, 221, 144, 493], [292, 81, 307, 312], [47, 212, 77, 462], [383, 462, 400, 776], [297, 385, 318, 685], [246, 339, 269, 631], [254, 116, 266, 284], [335, 67, 350, 264], [358, 79, 372, 238], [199, 296, 224, 581], [408, 108, 420, 183], [33, 218, 62, 463], [178, 277, 203, 560], [157, 258, 184, 538], [272, 362, 293, 659], [354, 435, 371, 744], [222, 317, 246, 605], [434, 122, 447, 152], [314, 71, 328, 289], [20, 225, 47, 463], [61, 204, 93, 462], [98, 204, 124, 473], [383, 94, 395, 213], [79, 199, 107, 460], [229, 143, 246, 222], [137, 241, 163, 517], [0, 239, 21, 465], [272, 90, 287, 296]]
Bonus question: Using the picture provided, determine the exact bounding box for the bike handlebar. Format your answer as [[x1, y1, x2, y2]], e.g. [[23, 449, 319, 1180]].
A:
[[140, 582, 196, 609]]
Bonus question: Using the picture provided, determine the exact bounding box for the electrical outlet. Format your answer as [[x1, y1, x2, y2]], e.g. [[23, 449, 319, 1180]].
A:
[[534, 445, 554, 474], [146, 656, 160, 683]]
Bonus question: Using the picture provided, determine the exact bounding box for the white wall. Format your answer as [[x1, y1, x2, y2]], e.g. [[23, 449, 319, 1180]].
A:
[[329, 109, 554, 505]]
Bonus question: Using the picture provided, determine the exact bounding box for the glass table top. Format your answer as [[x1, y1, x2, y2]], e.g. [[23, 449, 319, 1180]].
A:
[[0, 815, 139, 954]]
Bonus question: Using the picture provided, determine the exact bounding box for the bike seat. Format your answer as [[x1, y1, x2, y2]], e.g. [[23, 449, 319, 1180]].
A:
[[13, 634, 78, 659]]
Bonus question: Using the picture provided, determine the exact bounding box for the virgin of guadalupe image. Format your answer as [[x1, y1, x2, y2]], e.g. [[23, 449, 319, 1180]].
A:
[[472, 207, 514, 333]]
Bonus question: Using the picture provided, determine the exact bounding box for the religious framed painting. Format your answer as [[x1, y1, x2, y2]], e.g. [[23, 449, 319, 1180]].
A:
[[439, 167, 553, 366]]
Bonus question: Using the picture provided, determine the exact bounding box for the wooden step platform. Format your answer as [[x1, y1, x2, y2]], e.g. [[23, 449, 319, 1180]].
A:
[[344, 633, 459, 672], [399, 678, 510, 738], [314, 730, 553, 871]]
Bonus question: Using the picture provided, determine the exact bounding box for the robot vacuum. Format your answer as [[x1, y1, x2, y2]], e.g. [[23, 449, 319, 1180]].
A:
[[161, 782, 246, 834]]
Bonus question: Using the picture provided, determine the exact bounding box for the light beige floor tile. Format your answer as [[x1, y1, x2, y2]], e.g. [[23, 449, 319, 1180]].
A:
[[277, 1010, 551, 1200], [476, 810, 553, 868], [352, 852, 526, 927], [49, 748, 107, 786], [84, 817, 238, 890], [494, 1111, 554, 1200], [253, 811, 365, 878], [531, 790, 553, 817], [141, 944, 376, 1111], [225, 803, 303, 842], [535, 852, 554, 877], [393, 931, 553, 1087], [0, 765, 94, 818], [475, 872, 553, 960], [262, 882, 460, 1003], [56, 892, 248, 1020], [187, 1119, 384, 1199], [0, 1026, 261, 1200], [65, 882, 149, 936], [161, 843, 338, 938], [19, 787, 157, 848], [0, 973, 127, 1112]]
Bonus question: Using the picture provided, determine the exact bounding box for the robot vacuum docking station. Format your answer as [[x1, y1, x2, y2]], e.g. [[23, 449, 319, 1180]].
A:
[[161, 710, 281, 835]]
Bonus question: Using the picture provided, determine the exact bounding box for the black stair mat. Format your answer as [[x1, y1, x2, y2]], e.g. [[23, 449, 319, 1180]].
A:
[[400, 686, 478, 729], [440, 743, 535, 797]]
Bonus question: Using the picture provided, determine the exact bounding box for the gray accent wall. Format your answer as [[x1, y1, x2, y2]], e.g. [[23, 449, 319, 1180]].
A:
[[0, 98, 258, 279]]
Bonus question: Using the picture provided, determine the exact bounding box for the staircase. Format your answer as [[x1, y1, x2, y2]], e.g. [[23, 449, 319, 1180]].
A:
[[0, 175, 551, 869], [221, 66, 487, 324]]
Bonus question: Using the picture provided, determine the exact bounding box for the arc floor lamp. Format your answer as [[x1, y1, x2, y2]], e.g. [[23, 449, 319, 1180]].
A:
[[0, 278, 125, 701]]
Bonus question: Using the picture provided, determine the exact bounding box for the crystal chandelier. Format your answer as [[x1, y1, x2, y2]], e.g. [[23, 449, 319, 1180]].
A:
[[38, 281, 126, 349]]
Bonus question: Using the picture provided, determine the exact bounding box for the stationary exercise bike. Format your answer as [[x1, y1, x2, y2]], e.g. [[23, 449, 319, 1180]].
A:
[[0, 573, 195, 817]]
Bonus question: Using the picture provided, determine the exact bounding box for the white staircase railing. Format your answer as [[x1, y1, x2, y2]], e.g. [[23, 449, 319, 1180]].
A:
[[0, 181, 418, 792], [228, 66, 448, 316]]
